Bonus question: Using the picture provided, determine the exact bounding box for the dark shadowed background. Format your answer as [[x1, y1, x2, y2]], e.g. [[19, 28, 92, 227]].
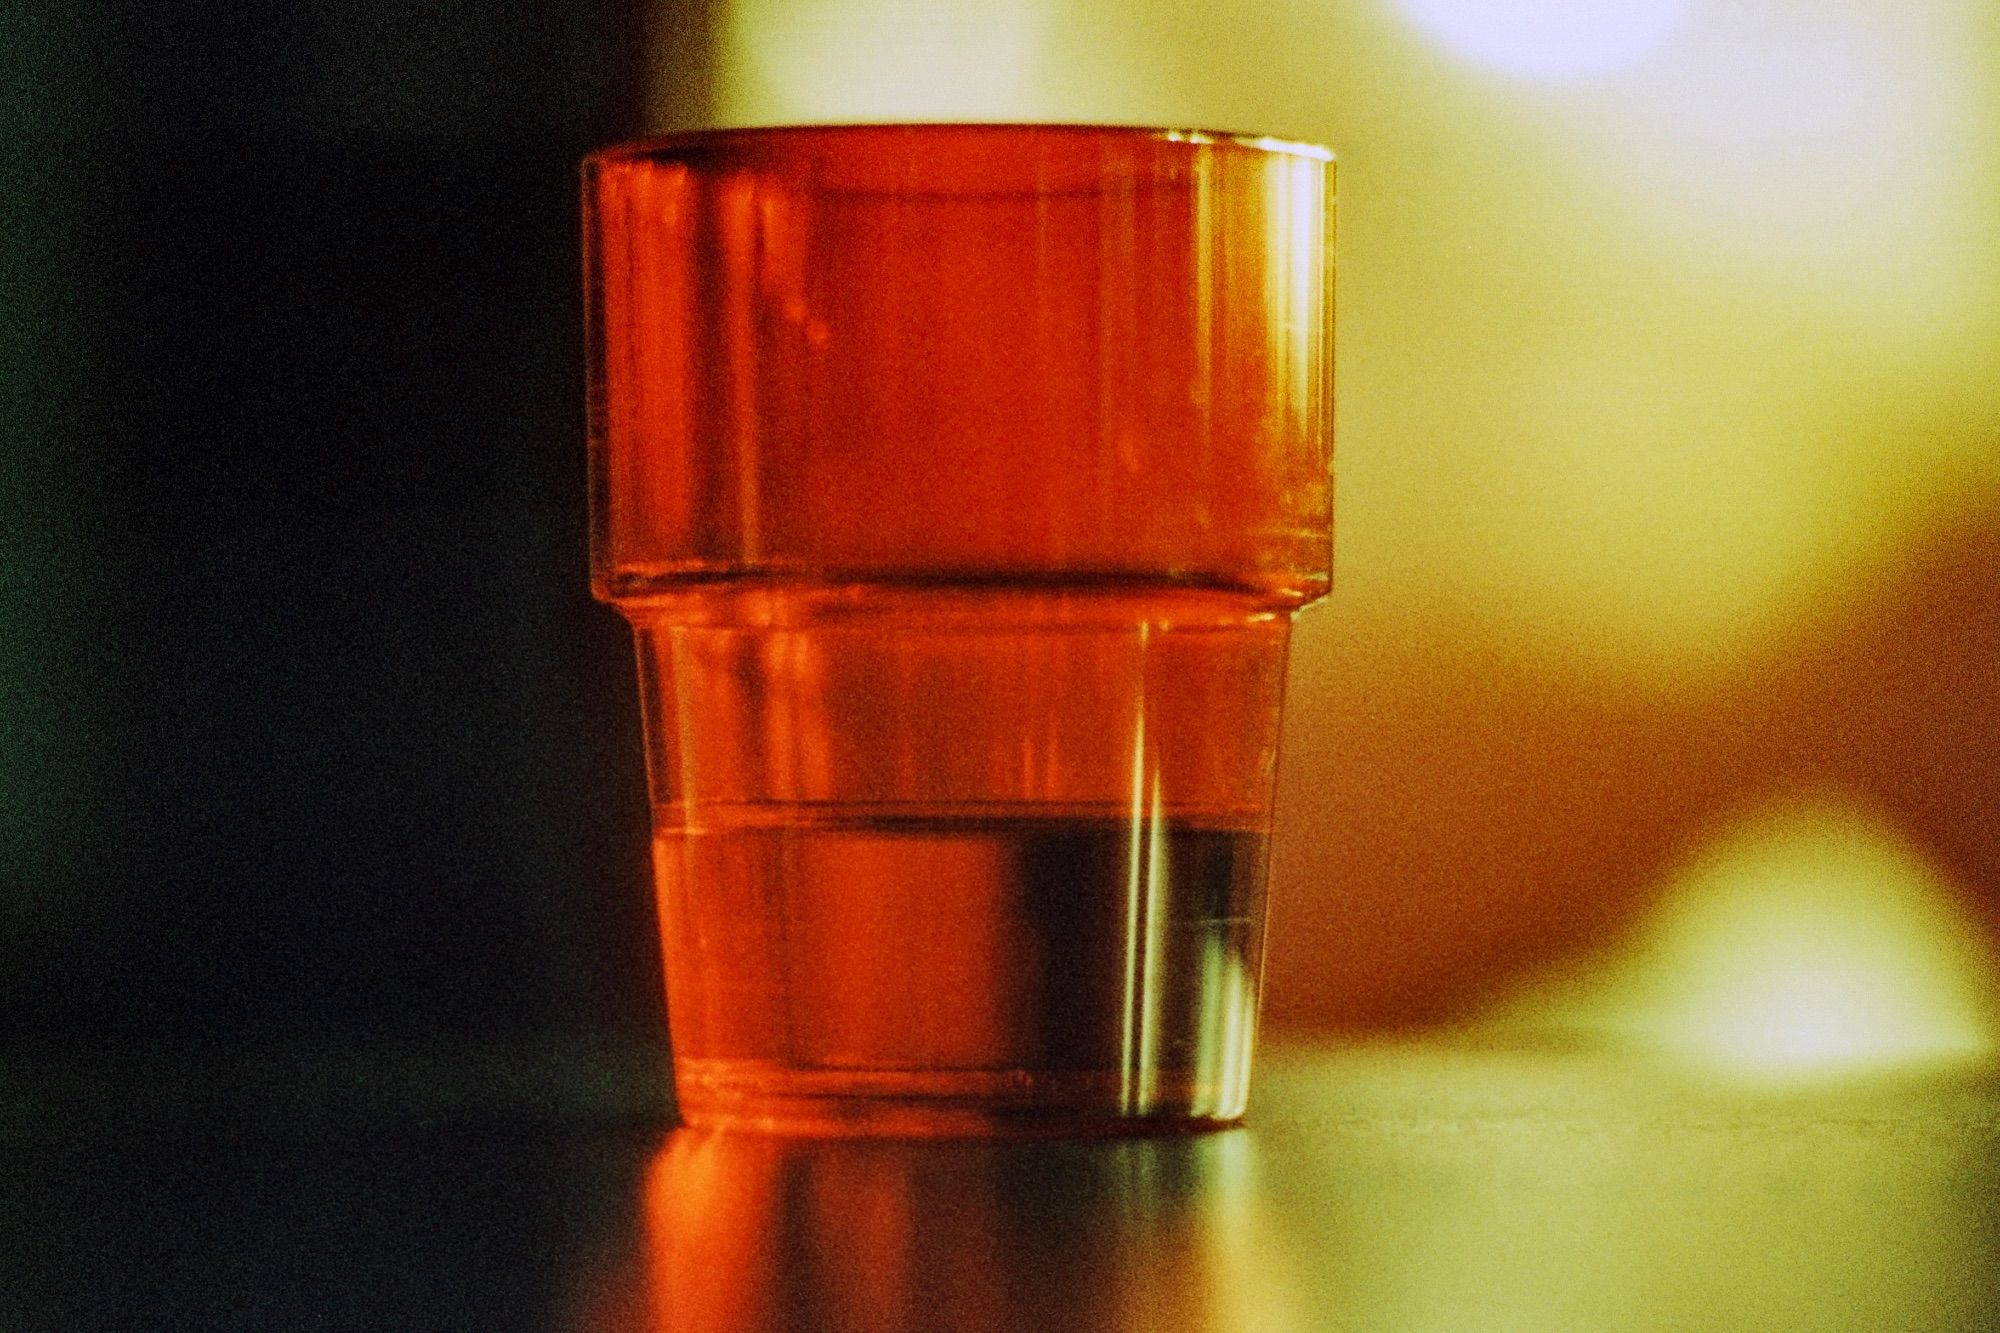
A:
[[3, 0, 710, 1115]]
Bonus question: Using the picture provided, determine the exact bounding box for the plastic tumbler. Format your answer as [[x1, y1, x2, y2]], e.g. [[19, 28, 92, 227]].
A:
[[584, 124, 1333, 1135]]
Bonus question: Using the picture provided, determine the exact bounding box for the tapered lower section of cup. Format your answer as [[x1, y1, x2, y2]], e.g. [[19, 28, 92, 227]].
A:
[[656, 811, 1267, 1136], [626, 584, 1293, 1137]]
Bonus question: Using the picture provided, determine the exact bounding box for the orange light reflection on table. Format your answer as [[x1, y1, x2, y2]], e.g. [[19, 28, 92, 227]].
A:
[[621, 1129, 1287, 1333]]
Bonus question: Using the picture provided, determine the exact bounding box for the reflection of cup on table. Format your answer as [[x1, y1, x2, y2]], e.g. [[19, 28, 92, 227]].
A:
[[584, 124, 1333, 1135], [635, 1129, 1265, 1331]]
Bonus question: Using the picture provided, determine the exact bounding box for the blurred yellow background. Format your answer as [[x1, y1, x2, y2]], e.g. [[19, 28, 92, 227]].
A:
[[651, 0, 2000, 1068]]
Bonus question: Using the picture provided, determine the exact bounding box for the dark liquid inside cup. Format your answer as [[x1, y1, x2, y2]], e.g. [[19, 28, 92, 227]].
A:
[[657, 810, 1270, 1135]]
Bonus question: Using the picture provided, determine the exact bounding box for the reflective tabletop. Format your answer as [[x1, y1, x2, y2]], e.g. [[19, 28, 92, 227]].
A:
[[10, 1040, 1997, 1331]]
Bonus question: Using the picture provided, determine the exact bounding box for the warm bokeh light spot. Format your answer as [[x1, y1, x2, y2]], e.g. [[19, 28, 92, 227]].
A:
[[1582, 3, 1996, 340], [1390, 0, 1692, 80], [1498, 794, 2000, 1080]]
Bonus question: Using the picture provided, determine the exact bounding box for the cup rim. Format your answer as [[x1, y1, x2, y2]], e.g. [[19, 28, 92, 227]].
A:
[[584, 122, 1334, 168]]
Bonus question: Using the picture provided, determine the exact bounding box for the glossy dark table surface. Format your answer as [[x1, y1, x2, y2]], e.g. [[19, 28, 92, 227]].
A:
[[10, 1040, 1998, 1331]]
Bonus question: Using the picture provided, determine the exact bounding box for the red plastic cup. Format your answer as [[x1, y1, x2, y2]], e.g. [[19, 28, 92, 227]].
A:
[[584, 124, 1333, 1135]]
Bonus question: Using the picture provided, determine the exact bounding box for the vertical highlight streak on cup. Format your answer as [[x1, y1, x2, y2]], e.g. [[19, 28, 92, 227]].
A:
[[1119, 625, 1147, 1114], [1273, 154, 1331, 441], [586, 126, 1332, 1135], [1119, 644, 1167, 1118]]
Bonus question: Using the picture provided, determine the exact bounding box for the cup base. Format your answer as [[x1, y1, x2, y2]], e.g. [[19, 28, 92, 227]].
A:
[[670, 1062, 1249, 1138]]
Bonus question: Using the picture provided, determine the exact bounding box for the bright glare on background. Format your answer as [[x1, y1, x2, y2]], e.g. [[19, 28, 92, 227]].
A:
[[1347, 0, 2000, 687], [1496, 794, 2000, 1081], [1390, 0, 1693, 79]]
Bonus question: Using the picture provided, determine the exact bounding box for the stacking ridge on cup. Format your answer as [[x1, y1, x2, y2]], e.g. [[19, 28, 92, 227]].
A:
[[584, 124, 1334, 1135]]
